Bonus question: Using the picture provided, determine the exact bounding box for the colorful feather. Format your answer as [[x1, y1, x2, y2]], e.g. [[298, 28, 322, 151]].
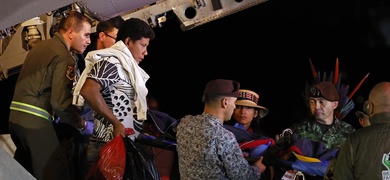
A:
[[333, 58, 339, 85], [309, 58, 318, 79], [347, 72, 370, 100]]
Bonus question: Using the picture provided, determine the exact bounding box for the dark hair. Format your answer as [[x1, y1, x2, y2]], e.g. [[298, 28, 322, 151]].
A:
[[225, 113, 267, 136], [116, 18, 155, 42], [248, 115, 266, 136], [49, 24, 59, 38], [59, 11, 92, 33], [96, 16, 124, 33]]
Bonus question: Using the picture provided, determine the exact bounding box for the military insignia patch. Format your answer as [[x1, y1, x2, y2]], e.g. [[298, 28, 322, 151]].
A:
[[66, 65, 76, 81]]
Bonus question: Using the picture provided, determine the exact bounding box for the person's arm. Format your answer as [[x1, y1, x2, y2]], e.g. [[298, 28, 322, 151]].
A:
[[332, 138, 354, 179], [80, 78, 125, 137], [254, 156, 266, 173], [51, 55, 84, 129], [222, 133, 263, 179]]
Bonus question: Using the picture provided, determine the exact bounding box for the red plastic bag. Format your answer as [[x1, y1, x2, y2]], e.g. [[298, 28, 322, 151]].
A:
[[86, 135, 126, 180]]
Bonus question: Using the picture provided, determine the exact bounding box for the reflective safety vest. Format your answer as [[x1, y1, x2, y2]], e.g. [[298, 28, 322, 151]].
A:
[[10, 101, 54, 122]]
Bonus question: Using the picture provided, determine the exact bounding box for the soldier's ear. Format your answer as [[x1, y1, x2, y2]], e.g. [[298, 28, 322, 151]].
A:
[[333, 101, 339, 109]]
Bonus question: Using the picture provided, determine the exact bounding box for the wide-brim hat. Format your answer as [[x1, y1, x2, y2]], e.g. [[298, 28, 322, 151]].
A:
[[235, 89, 269, 118]]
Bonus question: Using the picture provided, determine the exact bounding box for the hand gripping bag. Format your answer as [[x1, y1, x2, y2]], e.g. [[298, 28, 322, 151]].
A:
[[86, 135, 126, 180]]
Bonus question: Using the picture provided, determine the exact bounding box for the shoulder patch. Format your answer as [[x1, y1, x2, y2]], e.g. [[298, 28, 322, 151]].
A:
[[66, 65, 76, 80]]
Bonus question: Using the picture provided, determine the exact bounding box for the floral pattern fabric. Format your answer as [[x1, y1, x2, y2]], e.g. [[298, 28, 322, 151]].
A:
[[176, 112, 261, 180], [87, 56, 143, 142]]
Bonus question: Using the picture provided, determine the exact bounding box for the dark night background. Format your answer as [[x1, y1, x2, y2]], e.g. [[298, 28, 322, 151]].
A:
[[1, 0, 390, 138]]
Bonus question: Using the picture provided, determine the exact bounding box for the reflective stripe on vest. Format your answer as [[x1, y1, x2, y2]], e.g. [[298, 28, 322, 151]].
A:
[[10, 101, 54, 122]]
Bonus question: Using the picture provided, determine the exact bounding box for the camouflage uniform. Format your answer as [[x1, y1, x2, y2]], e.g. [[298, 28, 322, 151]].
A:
[[177, 113, 262, 180], [291, 116, 355, 149], [278, 116, 356, 180]]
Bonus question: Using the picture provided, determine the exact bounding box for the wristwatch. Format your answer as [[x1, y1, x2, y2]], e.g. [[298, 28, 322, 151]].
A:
[[78, 120, 87, 131]]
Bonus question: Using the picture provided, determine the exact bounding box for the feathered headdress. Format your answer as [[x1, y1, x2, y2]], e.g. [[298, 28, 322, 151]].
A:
[[304, 58, 370, 120]]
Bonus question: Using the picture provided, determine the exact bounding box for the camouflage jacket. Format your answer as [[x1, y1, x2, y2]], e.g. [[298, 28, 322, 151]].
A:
[[291, 116, 355, 150]]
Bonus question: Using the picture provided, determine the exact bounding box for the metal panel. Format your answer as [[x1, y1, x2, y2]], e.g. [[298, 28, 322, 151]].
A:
[[79, 0, 159, 20], [0, 0, 76, 30], [0, 145, 36, 180], [0, 0, 159, 30], [173, 0, 269, 30]]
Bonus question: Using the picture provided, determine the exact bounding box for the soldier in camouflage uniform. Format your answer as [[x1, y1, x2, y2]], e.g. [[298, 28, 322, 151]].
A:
[[276, 81, 355, 180], [291, 81, 355, 149]]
